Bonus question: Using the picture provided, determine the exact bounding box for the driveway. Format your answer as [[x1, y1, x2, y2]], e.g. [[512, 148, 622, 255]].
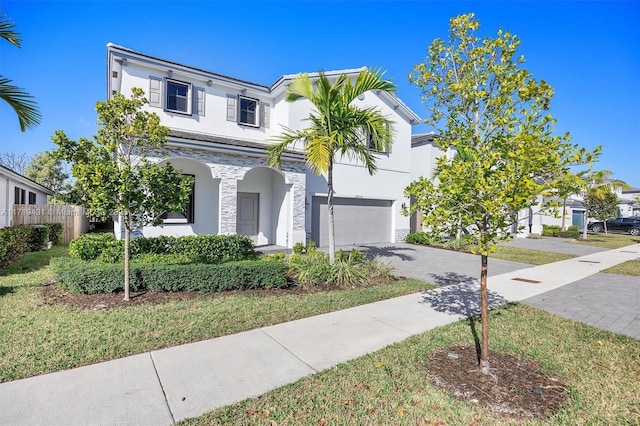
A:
[[349, 239, 639, 339]]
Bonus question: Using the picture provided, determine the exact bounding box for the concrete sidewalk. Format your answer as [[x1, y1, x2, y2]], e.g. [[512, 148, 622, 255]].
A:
[[0, 243, 637, 425]]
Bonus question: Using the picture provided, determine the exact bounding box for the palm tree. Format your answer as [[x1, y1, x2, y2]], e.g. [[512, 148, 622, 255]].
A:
[[0, 12, 41, 131], [268, 69, 396, 262], [578, 169, 629, 239]]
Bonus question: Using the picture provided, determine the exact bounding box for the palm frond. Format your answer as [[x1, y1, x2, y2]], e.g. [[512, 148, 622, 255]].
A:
[[0, 76, 41, 131], [0, 13, 21, 47]]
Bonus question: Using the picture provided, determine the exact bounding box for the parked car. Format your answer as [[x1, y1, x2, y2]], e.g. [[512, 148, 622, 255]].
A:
[[587, 217, 640, 236]]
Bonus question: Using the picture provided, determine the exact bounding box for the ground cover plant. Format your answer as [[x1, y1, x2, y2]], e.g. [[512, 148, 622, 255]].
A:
[[0, 247, 433, 382], [181, 303, 640, 425]]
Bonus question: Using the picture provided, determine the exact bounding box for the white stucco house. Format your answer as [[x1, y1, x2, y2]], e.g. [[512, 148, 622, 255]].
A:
[[0, 165, 54, 228], [107, 44, 421, 248]]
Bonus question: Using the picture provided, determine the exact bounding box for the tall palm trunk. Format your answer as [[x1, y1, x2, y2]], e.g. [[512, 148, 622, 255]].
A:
[[123, 213, 131, 301], [479, 253, 490, 374], [327, 158, 336, 263]]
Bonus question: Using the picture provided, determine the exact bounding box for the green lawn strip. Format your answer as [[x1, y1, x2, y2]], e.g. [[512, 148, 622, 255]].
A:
[[601, 260, 640, 276], [573, 234, 640, 249], [492, 246, 576, 265], [0, 250, 433, 382], [180, 303, 640, 426]]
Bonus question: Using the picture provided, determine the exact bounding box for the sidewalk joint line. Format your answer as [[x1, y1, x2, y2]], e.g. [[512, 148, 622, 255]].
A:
[[149, 352, 176, 424], [258, 329, 320, 373]]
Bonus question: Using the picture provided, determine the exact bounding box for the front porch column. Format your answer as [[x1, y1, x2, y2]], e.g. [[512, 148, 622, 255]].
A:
[[220, 178, 238, 235]]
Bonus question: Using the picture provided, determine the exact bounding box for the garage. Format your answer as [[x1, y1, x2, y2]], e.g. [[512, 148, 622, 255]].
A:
[[311, 196, 392, 246]]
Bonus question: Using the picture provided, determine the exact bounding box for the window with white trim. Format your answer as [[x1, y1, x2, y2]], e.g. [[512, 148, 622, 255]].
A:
[[166, 79, 191, 114]]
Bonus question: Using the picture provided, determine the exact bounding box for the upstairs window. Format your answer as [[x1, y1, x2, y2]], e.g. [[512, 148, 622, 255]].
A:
[[239, 96, 259, 127], [165, 80, 191, 114]]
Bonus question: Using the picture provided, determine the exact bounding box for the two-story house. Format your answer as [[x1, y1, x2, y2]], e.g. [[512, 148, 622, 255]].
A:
[[107, 44, 421, 248]]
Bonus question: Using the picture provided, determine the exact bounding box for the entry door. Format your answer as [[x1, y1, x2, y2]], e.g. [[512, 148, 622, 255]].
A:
[[572, 210, 585, 230], [237, 193, 259, 238]]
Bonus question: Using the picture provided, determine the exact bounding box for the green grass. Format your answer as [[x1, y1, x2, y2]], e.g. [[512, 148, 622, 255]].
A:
[[181, 303, 640, 426], [492, 246, 577, 265], [574, 233, 640, 249], [0, 248, 434, 383], [601, 259, 640, 276]]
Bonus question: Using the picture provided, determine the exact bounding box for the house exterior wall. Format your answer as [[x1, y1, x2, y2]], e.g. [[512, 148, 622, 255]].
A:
[[108, 44, 420, 247], [0, 166, 53, 228]]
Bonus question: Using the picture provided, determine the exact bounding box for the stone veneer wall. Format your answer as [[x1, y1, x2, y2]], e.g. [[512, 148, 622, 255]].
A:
[[159, 146, 306, 238]]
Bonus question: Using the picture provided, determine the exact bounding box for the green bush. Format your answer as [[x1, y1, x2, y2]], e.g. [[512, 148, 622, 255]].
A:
[[132, 253, 193, 265], [405, 232, 446, 246], [567, 225, 579, 232], [288, 249, 396, 288], [542, 224, 562, 237], [45, 223, 64, 245], [259, 252, 287, 263], [557, 230, 580, 239], [69, 233, 115, 260], [69, 233, 256, 264], [51, 258, 289, 294], [26, 225, 49, 252], [0, 226, 33, 266]]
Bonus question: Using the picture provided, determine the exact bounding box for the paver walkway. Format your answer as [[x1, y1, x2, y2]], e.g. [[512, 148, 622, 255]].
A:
[[0, 241, 637, 425]]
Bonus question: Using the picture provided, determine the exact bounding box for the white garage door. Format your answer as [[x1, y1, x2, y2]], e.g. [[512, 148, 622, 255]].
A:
[[311, 196, 392, 246]]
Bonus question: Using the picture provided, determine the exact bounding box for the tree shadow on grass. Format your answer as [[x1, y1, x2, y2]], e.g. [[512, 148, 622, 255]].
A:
[[420, 275, 511, 363]]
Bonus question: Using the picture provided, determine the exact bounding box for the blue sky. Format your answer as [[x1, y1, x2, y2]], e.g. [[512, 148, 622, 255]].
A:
[[1, 1, 639, 186]]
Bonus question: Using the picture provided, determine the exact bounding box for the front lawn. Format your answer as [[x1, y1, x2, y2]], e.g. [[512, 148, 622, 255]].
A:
[[181, 303, 640, 425], [492, 246, 576, 265], [602, 259, 640, 276], [574, 233, 640, 249], [0, 248, 433, 383]]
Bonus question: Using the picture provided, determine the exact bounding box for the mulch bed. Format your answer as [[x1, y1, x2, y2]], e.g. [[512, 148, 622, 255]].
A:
[[40, 282, 313, 310], [426, 344, 569, 420]]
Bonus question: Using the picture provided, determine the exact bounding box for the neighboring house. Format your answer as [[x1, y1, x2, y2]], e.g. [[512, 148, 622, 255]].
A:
[[0, 164, 54, 228], [535, 183, 640, 232], [107, 44, 421, 248]]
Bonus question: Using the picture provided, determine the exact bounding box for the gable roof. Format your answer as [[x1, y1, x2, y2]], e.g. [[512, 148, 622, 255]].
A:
[[0, 165, 54, 195], [107, 44, 421, 125]]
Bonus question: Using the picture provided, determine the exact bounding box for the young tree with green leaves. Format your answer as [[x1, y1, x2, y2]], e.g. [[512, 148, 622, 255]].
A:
[[577, 169, 629, 239], [268, 69, 395, 262], [53, 88, 193, 301], [406, 13, 596, 375], [584, 189, 619, 235], [0, 11, 41, 131], [25, 151, 70, 201]]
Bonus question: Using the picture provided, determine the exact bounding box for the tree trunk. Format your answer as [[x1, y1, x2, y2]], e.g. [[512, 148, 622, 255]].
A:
[[561, 198, 567, 231], [582, 208, 589, 240], [327, 160, 336, 263], [479, 254, 490, 375], [123, 214, 131, 301]]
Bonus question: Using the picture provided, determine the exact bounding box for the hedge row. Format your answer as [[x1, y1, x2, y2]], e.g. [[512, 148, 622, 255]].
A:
[[0, 223, 64, 267], [69, 233, 256, 264], [542, 225, 580, 239], [50, 257, 289, 294]]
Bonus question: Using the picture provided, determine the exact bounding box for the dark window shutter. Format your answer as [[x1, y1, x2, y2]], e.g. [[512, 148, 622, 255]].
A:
[[149, 76, 163, 108], [226, 95, 237, 122]]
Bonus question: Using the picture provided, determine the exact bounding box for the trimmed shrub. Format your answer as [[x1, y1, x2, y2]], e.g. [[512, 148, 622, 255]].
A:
[[69, 233, 256, 264], [542, 224, 561, 237], [26, 225, 49, 252], [404, 232, 446, 246], [0, 226, 31, 266], [51, 258, 289, 294], [567, 225, 579, 232], [69, 233, 116, 261], [46, 223, 64, 245], [557, 230, 580, 239]]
